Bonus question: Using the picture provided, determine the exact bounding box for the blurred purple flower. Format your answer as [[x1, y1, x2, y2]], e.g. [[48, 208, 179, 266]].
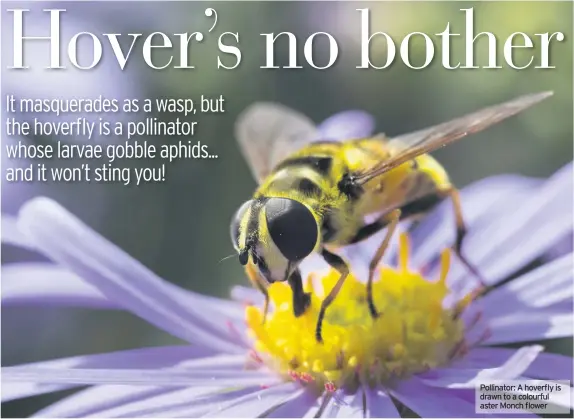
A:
[[0, 130, 43, 215], [544, 232, 573, 263], [1, 2, 148, 217], [1, 114, 573, 417], [1, 2, 143, 139]]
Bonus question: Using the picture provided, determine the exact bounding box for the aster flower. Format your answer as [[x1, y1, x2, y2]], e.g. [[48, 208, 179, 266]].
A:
[[2, 1, 143, 139], [1, 2, 149, 217], [2, 113, 573, 417]]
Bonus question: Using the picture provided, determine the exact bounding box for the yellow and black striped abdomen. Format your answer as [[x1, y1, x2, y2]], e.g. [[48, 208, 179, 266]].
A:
[[342, 138, 452, 218]]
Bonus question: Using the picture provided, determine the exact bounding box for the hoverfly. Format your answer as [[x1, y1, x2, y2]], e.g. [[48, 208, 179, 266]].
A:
[[230, 91, 552, 343]]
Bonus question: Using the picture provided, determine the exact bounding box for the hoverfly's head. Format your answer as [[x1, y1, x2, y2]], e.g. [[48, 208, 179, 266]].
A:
[[230, 197, 319, 284]]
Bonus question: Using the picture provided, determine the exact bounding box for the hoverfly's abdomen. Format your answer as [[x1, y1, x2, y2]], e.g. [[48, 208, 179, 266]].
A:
[[374, 152, 451, 215], [411, 154, 451, 191], [338, 138, 453, 217]]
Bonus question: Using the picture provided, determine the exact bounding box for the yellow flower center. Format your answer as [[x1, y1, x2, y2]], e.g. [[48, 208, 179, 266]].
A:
[[245, 234, 466, 391]]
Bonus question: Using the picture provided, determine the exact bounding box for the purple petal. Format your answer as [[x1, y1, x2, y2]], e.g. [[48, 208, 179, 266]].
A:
[[320, 391, 348, 418], [303, 399, 325, 418], [305, 393, 335, 418], [2, 214, 35, 250], [3, 262, 244, 337], [364, 387, 400, 417], [3, 366, 276, 387], [37, 385, 268, 418], [446, 162, 573, 294], [479, 254, 573, 318], [9, 345, 213, 369], [299, 253, 333, 282], [150, 386, 268, 418], [175, 354, 247, 369], [84, 386, 235, 418], [410, 174, 542, 269], [317, 390, 367, 418], [190, 293, 244, 319], [265, 388, 320, 418], [230, 285, 264, 306], [317, 111, 375, 141], [0, 260, 243, 320], [2, 384, 76, 403], [204, 383, 302, 418], [485, 312, 572, 344], [325, 391, 363, 418], [478, 214, 571, 282], [1, 345, 213, 401], [544, 231, 573, 262], [2, 263, 116, 309], [390, 377, 489, 417], [18, 197, 243, 353], [418, 345, 543, 388], [33, 386, 181, 418], [455, 347, 573, 382]]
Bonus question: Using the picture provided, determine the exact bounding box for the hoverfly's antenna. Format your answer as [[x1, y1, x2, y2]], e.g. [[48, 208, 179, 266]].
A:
[[217, 253, 237, 265]]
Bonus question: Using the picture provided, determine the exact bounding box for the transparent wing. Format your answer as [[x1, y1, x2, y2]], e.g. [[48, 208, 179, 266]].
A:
[[234, 102, 319, 183], [355, 91, 553, 185], [235, 103, 376, 183]]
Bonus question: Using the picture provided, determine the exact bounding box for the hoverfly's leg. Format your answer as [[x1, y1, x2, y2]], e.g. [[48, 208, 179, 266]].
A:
[[287, 269, 311, 317], [446, 187, 488, 292], [348, 218, 387, 244], [365, 209, 401, 319], [246, 263, 270, 325], [316, 249, 350, 343], [446, 187, 489, 319]]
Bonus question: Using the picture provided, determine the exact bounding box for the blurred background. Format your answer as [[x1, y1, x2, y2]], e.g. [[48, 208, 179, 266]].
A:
[[1, 1, 572, 416]]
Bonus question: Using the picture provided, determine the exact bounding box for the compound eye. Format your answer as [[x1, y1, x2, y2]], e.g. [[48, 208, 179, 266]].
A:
[[230, 200, 252, 251], [265, 198, 318, 262]]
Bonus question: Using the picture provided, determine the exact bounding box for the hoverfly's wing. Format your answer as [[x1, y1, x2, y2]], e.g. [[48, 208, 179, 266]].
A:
[[235, 102, 319, 183], [355, 91, 553, 185], [236, 102, 375, 183]]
